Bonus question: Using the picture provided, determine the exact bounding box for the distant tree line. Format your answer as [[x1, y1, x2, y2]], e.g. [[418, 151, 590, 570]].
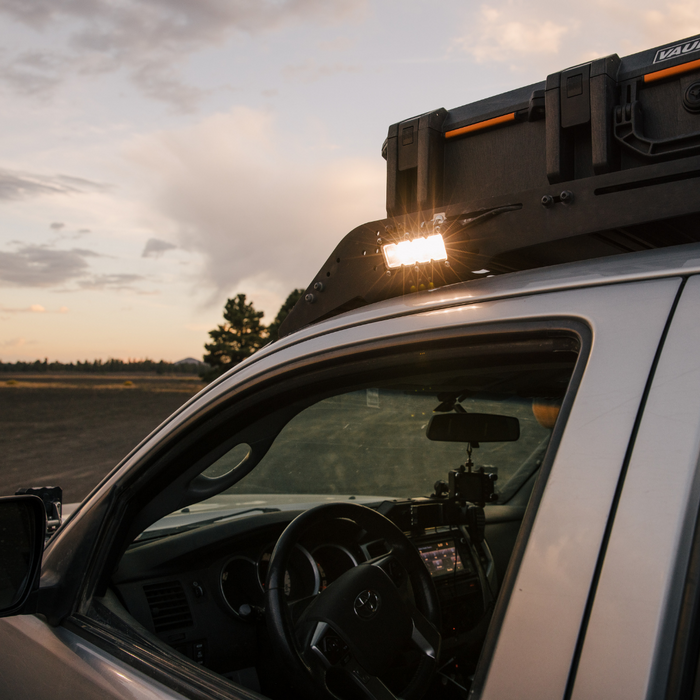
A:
[[0, 358, 202, 375], [0, 289, 304, 382]]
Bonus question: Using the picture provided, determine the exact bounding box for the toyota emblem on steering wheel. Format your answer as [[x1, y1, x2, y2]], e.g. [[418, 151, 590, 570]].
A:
[[353, 589, 381, 619]]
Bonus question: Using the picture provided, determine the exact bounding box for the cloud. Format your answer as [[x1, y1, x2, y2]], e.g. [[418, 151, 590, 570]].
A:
[[77, 273, 145, 291], [0, 0, 368, 110], [464, 7, 569, 62], [127, 106, 385, 303], [0, 243, 150, 292], [0, 244, 97, 286], [0, 303, 63, 313], [142, 237, 177, 258], [0, 0, 366, 34], [453, 1, 700, 74], [582, 0, 700, 54], [0, 168, 110, 201], [637, 2, 700, 45], [0, 49, 67, 95], [50, 222, 64, 230], [0, 337, 33, 349]]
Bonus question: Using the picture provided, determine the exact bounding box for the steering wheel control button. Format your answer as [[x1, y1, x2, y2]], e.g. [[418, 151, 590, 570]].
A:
[[351, 666, 371, 684], [353, 589, 381, 619], [320, 635, 349, 666], [388, 559, 406, 587]]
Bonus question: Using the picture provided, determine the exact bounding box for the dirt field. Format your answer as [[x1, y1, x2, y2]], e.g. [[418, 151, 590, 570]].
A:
[[0, 374, 203, 503]]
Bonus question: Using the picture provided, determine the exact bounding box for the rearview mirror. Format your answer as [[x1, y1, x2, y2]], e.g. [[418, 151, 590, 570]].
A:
[[0, 496, 46, 616], [426, 412, 520, 443]]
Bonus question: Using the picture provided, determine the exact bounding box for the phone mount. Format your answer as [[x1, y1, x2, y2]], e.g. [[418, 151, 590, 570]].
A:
[[448, 442, 498, 508]]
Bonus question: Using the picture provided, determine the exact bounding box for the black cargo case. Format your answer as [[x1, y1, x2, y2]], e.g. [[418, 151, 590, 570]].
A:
[[280, 35, 700, 337], [386, 36, 700, 212]]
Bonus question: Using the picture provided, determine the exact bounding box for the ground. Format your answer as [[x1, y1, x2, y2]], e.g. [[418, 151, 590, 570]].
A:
[[0, 374, 202, 503]]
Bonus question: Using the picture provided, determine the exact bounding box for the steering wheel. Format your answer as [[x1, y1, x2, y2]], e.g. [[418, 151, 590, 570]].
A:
[[265, 502, 442, 700]]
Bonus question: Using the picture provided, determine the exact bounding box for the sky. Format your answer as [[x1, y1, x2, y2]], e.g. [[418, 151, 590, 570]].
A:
[[0, 0, 698, 363]]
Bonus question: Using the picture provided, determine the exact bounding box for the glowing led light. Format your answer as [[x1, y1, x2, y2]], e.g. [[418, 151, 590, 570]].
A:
[[382, 234, 447, 269]]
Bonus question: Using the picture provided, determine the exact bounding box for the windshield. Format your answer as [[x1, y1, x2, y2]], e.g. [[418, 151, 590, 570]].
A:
[[219, 388, 554, 503]]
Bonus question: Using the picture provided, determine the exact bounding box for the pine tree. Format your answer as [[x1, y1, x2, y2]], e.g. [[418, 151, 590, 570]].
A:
[[267, 288, 304, 343], [202, 294, 266, 381]]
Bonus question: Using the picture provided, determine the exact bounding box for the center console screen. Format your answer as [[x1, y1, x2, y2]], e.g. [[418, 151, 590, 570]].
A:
[[417, 539, 467, 577]]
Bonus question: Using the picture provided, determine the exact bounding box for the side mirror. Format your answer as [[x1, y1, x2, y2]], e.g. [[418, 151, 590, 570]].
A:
[[426, 412, 520, 443], [0, 496, 46, 616]]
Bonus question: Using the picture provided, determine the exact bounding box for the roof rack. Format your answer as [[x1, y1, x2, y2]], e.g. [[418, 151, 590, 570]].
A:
[[279, 35, 700, 338]]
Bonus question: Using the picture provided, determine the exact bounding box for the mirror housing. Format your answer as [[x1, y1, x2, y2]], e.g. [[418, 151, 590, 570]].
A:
[[0, 495, 46, 617], [426, 412, 520, 443]]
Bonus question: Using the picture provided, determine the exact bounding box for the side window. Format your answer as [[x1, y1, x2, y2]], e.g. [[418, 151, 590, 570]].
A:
[[109, 332, 582, 699]]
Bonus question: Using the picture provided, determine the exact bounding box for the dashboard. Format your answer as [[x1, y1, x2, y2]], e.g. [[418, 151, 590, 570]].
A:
[[112, 506, 489, 681]]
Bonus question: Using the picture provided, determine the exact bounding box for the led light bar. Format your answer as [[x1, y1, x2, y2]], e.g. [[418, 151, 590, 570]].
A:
[[382, 234, 447, 269]]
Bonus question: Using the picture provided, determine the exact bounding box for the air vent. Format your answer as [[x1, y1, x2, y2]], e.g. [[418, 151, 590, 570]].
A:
[[143, 581, 193, 633]]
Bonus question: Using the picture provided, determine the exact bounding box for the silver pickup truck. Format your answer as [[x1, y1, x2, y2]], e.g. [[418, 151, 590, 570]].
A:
[[2, 33, 700, 700]]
